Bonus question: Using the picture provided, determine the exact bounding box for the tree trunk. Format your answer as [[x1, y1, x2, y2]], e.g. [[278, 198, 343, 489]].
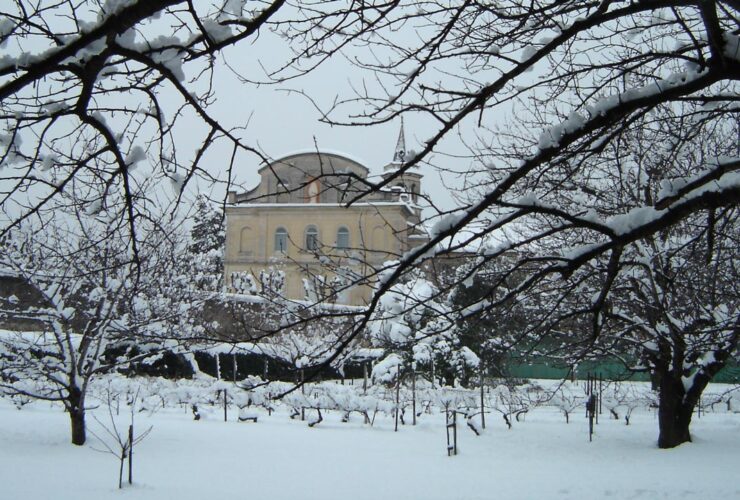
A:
[[657, 374, 693, 449], [69, 385, 87, 446]]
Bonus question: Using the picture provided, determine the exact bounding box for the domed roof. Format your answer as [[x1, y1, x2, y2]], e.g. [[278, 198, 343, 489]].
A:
[[258, 151, 370, 177]]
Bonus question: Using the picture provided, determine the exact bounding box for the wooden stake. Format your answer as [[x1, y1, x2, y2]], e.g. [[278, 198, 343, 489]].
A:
[[119, 448, 125, 489], [446, 408, 458, 456]]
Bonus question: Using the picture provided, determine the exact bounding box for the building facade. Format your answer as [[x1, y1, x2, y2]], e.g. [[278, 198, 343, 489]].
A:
[[224, 128, 428, 305]]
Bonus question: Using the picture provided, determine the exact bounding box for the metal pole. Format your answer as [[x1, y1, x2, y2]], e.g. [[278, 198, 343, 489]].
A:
[[453, 412, 457, 455], [594, 374, 599, 425], [412, 363, 417, 426], [128, 424, 133, 484], [394, 364, 401, 432], [301, 369, 305, 421], [480, 363, 486, 429]]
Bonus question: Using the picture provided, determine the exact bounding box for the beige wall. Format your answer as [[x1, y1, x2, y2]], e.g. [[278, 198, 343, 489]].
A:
[[224, 203, 415, 305]]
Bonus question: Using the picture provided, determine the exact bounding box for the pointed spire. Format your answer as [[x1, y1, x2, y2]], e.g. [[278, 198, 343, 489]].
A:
[[392, 117, 406, 163]]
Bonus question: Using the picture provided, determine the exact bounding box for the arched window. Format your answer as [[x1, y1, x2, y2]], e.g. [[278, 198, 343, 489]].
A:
[[274, 227, 288, 253], [305, 225, 319, 251], [336, 226, 350, 249], [306, 179, 320, 203]]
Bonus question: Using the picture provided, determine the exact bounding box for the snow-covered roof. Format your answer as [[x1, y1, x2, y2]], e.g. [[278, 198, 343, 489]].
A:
[[257, 150, 371, 175], [0, 267, 19, 279], [221, 292, 365, 312], [226, 201, 419, 218]]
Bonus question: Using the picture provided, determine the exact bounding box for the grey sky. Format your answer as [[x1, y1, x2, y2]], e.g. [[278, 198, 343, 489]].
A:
[[191, 29, 472, 214]]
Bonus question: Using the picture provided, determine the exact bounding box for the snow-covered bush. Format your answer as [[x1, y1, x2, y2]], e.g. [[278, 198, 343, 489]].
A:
[[549, 383, 585, 424], [369, 271, 480, 387]]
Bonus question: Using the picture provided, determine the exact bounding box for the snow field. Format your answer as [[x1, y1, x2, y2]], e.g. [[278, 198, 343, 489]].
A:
[[1, 380, 739, 500]]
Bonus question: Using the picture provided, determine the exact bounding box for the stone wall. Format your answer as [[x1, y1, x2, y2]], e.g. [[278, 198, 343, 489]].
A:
[[0, 273, 47, 331]]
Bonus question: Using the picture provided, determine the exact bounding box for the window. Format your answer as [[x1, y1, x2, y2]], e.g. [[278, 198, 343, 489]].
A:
[[336, 227, 350, 249], [306, 179, 320, 203], [305, 225, 319, 251], [274, 227, 288, 253]]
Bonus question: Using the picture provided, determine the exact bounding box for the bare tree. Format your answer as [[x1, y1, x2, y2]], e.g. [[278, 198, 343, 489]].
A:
[[275, 0, 739, 288], [2, 0, 738, 450], [0, 201, 196, 445], [269, 1, 740, 448], [0, 0, 292, 253], [606, 222, 738, 445], [89, 385, 153, 489]]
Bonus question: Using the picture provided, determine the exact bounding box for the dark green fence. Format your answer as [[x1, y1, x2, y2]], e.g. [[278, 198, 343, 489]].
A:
[[505, 360, 739, 384]]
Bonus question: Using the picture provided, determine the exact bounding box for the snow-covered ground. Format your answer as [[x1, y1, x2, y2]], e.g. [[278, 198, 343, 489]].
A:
[[1, 386, 739, 500]]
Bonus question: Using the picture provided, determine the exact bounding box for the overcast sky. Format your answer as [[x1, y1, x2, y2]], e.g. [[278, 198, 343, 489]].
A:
[[1, 3, 514, 228]]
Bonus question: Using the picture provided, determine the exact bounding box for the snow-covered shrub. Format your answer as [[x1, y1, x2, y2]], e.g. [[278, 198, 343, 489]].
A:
[[550, 383, 584, 424]]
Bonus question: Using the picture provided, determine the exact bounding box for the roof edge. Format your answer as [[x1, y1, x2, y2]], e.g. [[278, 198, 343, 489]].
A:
[[257, 150, 371, 174]]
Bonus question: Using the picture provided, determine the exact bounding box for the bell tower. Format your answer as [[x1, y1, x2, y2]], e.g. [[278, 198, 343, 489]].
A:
[[382, 118, 423, 207]]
